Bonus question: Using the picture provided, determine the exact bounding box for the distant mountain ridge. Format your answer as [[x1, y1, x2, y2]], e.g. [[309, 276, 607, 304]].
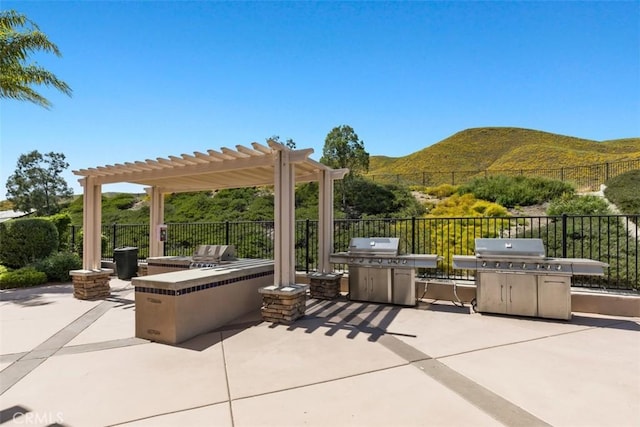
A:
[[368, 127, 640, 176]]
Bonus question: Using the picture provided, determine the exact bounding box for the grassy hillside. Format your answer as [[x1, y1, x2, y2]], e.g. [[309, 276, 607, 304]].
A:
[[369, 127, 640, 175]]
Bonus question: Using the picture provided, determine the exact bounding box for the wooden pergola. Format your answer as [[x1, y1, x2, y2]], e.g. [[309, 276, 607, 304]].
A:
[[73, 140, 348, 287]]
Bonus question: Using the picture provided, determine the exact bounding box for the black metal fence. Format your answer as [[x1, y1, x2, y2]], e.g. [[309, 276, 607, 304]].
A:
[[70, 213, 639, 290], [367, 159, 640, 190]]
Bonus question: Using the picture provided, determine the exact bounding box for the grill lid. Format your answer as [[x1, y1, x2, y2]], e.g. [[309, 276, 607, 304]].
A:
[[192, 244, 236, 262], [475, 238, 545, 259], [348, 237, 399, 256]]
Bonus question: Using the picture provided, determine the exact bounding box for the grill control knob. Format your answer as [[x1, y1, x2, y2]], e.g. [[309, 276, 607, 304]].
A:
[[482, 261, 487, 267], [537, 264, 542, 270], [509, 263, 513, 269], [495, 262, 500, 268], [547, 264, 552, 270], [378, 259, 382, 264], [522, 263, 527, 269], [557, 265, 562, 271]]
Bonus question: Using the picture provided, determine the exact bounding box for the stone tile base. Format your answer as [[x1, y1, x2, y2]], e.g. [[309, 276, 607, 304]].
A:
[[308, 272, 343, 300], [70, 269, 113, 300], [137, 263, 148, 276], [259, 284, 309, 324]]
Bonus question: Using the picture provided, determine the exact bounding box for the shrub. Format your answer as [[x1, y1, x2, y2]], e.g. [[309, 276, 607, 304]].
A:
[[0, 218, 59, 268], [0, 267, 48, 289], [425, 184, 458, 198], [34, 252, 82, 282], [45, 213, 72, 250], [546, 194, 611, 216], [458, 175, 575, 207]]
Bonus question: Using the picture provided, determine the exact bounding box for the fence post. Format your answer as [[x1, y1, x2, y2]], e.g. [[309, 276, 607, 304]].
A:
[[305, 219, 310, 273], [561, 214, 568, 258], [225, 221, 230, 245], [411, 217, 416, 254], [605, 162, 610, 182], [451, 172, 455, 185], [70, 225, 76, 251], [112, 224, 117, 252]]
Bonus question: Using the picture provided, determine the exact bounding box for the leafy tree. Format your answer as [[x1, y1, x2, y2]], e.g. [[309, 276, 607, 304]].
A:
[[320, 125, 369, 174], [0, 9, 71, 108], [6, 150, 73, 215], [320, 125, 370, 216]]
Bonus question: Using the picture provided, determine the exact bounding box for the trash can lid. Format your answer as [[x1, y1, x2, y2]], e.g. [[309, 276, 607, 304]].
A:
[[114, 246, 138, 251]]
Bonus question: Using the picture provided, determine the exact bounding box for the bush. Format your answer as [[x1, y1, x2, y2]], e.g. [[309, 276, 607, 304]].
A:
[[425, 184, 458, 198], [0, 218, 59, 268], [458, 175, 575, 207], [34, 252, 82, 282], [0, 267, 48, 289], [45, 213, 72, 251], [546, 194, 611, 216]]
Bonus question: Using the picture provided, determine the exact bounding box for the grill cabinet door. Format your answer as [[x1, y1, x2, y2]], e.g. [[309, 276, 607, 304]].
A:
[[477, 272, 538, 317], [506, 273, 538, 317], [368, 268, 392, 303], [537, 276, 571, 320], [392, 269, 416, 306], [477, 272, 508, 314], [349, 267, 368, 302]]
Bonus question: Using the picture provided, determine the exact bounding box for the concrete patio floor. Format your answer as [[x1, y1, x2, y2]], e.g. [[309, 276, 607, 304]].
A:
[[1, 279, 639, 427]]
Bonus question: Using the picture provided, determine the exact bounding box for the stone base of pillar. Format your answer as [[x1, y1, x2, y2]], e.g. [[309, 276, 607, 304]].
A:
[[307, 272, 343, 300], [137, 263, 148, 276], [258, 284, 309, 324], [69, 269, 113, 300]]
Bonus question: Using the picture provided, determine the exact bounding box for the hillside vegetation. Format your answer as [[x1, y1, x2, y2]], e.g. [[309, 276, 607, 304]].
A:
[[604, 170, 640, 217], [369, 127, 640, 175]]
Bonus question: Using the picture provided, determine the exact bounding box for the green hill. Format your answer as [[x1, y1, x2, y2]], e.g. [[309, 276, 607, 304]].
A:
[[369, 127, 640, 175]]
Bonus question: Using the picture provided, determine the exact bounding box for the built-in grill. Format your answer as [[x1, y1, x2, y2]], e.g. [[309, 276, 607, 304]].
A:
[[189, 244, 236, 268], [453, 238, 608, 320], [330, 237, 439, 306]]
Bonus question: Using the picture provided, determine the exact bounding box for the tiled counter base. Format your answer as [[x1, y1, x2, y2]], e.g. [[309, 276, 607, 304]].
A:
[[70, 269, 113, 300], [259, 284, 309, 324], [133, 259, 274, 345], [307, 272, 343, 300]]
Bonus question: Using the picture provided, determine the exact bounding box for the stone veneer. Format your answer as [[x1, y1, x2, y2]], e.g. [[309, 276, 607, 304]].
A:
[[307, 272, 343, 300], [69, 269, 113, 300], [259, 284, 309, 324]]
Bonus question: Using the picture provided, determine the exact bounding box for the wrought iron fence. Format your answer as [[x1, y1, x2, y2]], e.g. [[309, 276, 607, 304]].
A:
[[367, 159, 640, 190], [70, 213, 639, 290]]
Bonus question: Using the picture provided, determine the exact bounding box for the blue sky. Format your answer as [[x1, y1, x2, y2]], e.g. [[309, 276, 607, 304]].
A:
[[2, 1, 639, 197]]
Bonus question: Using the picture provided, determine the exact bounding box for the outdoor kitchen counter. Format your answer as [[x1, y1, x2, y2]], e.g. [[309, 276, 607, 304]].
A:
[[133, 258, 274, 344]]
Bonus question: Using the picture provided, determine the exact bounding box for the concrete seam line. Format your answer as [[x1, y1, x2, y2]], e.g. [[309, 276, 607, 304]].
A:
[[104, 401, 230, 427], [0, 297, 119, 395], [220, 332, 236, 427], [413, 359, 552, 427]]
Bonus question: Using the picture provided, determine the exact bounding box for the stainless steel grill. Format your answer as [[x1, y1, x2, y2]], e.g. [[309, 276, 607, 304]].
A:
[[453, 238, 608, 320], [330, 237, 439, 306], [189, 245, 236, 268]]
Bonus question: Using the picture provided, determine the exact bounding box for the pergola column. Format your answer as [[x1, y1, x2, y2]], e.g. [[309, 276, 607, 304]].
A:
[[70, 176, 111, 300], [318, 169, 333, 273], [273, 148, 295, 286], [81, 176, 103, 270], [148, 186, 165, 257]]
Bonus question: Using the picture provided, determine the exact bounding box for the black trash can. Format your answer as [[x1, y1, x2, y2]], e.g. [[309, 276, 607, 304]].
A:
[[113, 246, 138, 280]]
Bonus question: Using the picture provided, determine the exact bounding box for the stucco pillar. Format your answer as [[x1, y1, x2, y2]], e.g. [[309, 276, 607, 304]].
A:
[[273, 148, 295, 286], [147, 186, 165, 257], [81, 176, 102, 270], [318, 169, 334, 273]]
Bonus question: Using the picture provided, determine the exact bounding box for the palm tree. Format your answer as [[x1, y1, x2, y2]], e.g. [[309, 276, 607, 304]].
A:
[[0, 10, 71, 108]]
